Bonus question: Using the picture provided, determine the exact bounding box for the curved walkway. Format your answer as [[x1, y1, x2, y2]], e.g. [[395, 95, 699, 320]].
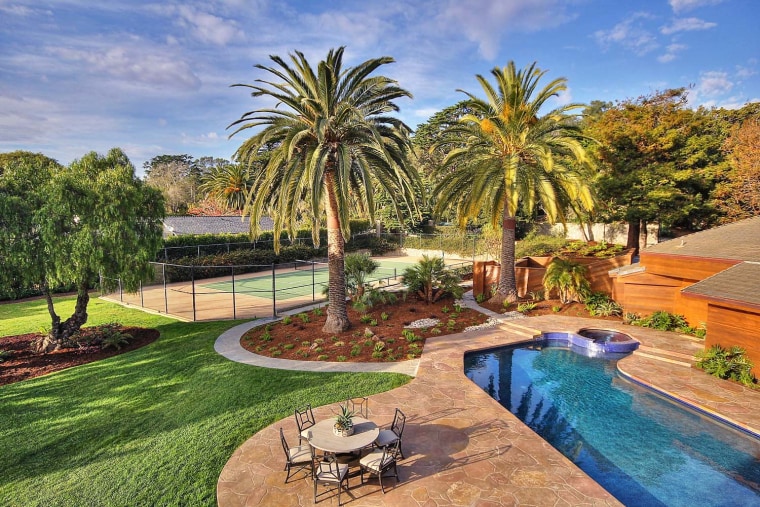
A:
[[216, 298, 760, 507]]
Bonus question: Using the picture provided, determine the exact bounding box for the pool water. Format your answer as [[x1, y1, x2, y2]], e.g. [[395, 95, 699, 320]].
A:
[[464, 342, 760, 507]]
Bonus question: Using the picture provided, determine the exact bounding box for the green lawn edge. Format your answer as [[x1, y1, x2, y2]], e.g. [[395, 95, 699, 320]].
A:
[[0, 296, 410, 506]]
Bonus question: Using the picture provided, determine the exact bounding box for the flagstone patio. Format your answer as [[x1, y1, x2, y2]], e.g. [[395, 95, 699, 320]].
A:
[[217, 314, 760, 506]]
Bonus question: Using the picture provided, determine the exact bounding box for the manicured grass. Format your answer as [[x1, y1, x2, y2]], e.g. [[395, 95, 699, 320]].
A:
[[0, 296, 410, 506]]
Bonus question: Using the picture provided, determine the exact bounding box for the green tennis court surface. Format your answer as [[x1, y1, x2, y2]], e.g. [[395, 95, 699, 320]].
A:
[[201, 259, 417, 301]]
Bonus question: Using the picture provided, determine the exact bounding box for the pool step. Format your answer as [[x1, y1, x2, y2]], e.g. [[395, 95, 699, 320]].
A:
[[497, 320, 540, 338], [634, 346, 695, 367]]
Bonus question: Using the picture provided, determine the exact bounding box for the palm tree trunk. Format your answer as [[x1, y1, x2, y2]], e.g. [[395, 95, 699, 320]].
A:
[[322, 171, 351, 334], [493, 206, 519, 303]]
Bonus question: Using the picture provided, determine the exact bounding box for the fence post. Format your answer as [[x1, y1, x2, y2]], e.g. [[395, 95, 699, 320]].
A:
[[197, 245, 201, 258], [231, 266, 236, 320], [271, 263, 277, 318], [140, 280, 144, 307], [191, 265, 197, 322], [312, 260, 316, 302], [99, 272, 103, 296], [163, 263, 168, 314], [119, 278, 123, 302]]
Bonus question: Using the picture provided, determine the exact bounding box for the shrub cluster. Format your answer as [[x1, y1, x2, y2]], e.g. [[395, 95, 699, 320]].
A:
[[624, 310, 706, 338], [696, 344, 757, 388]]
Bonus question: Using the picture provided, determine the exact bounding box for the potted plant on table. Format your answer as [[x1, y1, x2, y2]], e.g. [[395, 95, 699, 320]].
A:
[[333, 404, 356, 437]]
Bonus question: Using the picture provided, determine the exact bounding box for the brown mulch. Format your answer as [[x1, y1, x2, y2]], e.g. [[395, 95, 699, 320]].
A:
[[0, 327, 159, 387], [478, 298, 624, 321], [240, 295, 491, 362]]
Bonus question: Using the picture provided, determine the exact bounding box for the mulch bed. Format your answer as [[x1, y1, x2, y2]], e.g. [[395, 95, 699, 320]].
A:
[[0, 327, 159, 387], [240, 295, 491, 363]]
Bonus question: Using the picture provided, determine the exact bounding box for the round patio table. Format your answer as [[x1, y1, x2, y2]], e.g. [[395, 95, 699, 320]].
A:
[[307, 417, 379, 454]]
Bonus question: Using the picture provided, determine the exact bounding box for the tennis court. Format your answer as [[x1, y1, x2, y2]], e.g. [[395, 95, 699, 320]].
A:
[[201, 259, 416, 300], [100, 255, 472, 321]]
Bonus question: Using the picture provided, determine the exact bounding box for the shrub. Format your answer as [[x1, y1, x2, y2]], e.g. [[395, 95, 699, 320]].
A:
[[336, 355, 347, 362], [475, 293, 487, 304], [402, 329, 421, 343], [584, 292, 622, 317], [517, 302, 537, 314], [101, 329, 132, 350], [360, 314, 374, 324], [543, 257, 590, 304], [344, 252, 380, 301], [260, 331, 272, 342], [350, 345, 361, 357], [373, 341, 385, 352], [282, 316, 292, 325], [297, 313, 310, 323], [638, 311, 688, 331], [381, 312, 390, 321], [402, 255, 464, 303], [317, 354, 329, 361], [312, 307, 324, 317], [552, 305, 561, 313], [283, 343, 294, 350], [696, 345, 757, 387]]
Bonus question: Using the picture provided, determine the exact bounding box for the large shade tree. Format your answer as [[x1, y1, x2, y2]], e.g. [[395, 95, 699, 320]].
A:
[[433, 61, 595, 302], [229, 47, 420, 333], [0, 148, 165, 351]]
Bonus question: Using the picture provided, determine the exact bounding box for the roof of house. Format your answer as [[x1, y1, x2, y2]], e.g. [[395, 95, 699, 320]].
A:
[[162, 216, 274, 236], [682, 262, 760, 308], [643, 216, 760, 263]]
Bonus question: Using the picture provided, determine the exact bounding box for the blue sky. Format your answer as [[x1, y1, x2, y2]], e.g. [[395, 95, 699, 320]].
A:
[[1, 0, 758, 175]]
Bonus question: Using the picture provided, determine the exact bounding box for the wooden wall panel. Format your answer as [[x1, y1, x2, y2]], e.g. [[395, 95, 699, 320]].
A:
[[639, 253, 737, 280], [620, 284, 679, 315], [705, 304, 760, 375]]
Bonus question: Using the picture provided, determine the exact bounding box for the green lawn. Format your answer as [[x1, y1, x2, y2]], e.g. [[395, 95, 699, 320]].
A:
[[0, 297, 410, 506]]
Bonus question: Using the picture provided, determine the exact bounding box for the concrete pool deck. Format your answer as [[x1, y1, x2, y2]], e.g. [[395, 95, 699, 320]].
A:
[[216, 314, 760, 506]]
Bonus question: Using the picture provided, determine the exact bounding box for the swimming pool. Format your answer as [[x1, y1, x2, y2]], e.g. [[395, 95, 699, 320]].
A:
[[464, 340, 760, 507]]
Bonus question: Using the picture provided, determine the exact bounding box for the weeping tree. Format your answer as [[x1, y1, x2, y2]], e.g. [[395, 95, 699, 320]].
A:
[[0, 149, 164, 351], [229, 47, 421, 333], [433, 61, 596, 303]]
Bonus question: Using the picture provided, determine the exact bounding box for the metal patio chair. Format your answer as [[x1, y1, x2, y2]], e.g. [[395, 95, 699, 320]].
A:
[[311, 447, 350, 505], [374, 407, 406, 459], [279, 427, 312, 483], [295, 404, 316, 444], [359, 438, 401, 494]]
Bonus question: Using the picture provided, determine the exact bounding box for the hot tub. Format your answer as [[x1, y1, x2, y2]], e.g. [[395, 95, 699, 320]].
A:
[[537, 328, 639, 356]]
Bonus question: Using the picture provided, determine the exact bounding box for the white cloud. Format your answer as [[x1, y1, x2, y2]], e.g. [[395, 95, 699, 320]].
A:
[[47, 41, 201, 91], [594, 13, 659, 56], [669, 0, 726, 13], [660, 17, 716, 35], [0, 4, 51, 17], [658, 43, 688, 63], [437, 0, 577, 59], [176, 5, 244, 46], [736, 64, 758, 79], [697, 71, 733, 96]]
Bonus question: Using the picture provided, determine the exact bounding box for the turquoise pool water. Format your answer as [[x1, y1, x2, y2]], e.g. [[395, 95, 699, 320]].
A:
[[464, 341, 760, 507]]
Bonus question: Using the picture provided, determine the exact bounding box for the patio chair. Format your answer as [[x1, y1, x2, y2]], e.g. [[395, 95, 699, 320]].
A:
[[311, 448, 350, 506], [359, 438, 401, 494], [279, 427, 312, 483], [374, 407, 406, 459], [295, 404, 316, 444], [346, 396, 369, 418]]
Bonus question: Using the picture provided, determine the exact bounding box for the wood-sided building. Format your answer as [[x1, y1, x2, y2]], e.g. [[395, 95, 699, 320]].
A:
[[611, 216, 760, 371]]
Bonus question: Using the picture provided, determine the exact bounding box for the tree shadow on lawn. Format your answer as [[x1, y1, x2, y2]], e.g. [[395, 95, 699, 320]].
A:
[[0, 319, 409, 504]]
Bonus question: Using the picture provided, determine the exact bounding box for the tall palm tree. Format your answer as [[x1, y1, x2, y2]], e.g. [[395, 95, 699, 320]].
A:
[[198, 163, 252, 212], [229, 47, 420, 333], [433, 61, 595, 303]]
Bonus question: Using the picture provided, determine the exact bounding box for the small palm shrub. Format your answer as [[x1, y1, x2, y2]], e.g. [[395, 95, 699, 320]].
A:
[[696, 345, 757, 388], [402, 255, 464, 303], [344, 252, 380, 301], [543, 257, 590, 304], [517, 302, 537, 314], [584, 292, 623, 317], [352, 288, 397, 312]]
